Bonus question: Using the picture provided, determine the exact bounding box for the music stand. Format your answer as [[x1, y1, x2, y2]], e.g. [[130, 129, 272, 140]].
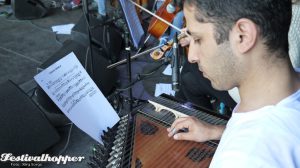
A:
[[118, 0, 146, 110], [119, 0, 145, 49]]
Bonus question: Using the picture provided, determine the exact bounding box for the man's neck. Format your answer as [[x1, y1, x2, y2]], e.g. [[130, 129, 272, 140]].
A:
[[236, 55, 300, 112]]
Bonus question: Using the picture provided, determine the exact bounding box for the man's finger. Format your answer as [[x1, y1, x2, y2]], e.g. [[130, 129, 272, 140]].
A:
[[168, 120, 191, 137], [173, 132, 192, 141], [169, 117, 189, 131]]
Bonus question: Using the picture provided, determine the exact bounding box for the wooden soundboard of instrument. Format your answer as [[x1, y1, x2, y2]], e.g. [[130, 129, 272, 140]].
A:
[[89, 94, 228, 168], [131, 114, 217, 168]]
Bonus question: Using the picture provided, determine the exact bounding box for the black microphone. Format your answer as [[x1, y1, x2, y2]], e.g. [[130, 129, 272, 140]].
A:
[[166, 0, 176, 13], [172, 33, 180, 92]]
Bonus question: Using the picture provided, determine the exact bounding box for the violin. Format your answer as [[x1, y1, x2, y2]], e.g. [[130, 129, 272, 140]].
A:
[[147, 0, 181, 39]]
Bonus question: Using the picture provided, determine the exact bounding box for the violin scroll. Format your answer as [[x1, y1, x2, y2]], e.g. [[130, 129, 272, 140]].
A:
[[150, 33, 188, 60]]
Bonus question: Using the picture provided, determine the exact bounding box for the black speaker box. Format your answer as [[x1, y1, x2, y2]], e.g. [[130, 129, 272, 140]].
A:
[[11, 0, 48, 20], [0, 81, 60, 156], [38, 39, 117, 96]]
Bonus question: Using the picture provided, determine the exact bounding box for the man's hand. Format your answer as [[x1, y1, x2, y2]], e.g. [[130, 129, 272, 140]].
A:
[[167, 116, 225, 142]]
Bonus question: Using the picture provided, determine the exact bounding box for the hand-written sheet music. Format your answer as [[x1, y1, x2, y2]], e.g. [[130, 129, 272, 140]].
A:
[[119, 0, 144, 48], [34, 52, 120, 144]]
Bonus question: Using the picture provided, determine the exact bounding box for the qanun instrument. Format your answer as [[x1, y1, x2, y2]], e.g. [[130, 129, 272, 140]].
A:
[[89, 94, 228, 168]]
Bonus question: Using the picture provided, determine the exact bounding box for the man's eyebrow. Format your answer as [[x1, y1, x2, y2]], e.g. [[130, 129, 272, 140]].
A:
[[186, 30, 192, 36], [186, 29, 200, 37]]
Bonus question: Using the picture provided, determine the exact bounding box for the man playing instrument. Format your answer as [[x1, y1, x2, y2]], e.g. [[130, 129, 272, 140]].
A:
[[168, 0, 300, 167]]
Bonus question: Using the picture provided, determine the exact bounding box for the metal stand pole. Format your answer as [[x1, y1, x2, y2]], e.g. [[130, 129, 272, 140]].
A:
[[82, 0, 94, 76], [124, 31, 133, 111]]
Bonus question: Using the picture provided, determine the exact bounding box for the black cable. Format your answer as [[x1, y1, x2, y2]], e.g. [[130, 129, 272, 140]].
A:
[[116, 61, 166, 92], [56, 122, 73, 128], [138, 62, 166, 76], [84, 46, 89, 70], [57, 123, 73, 155], [82, 0, 94, 78], [29, 87, 37, 98], [102, 25, 109, 57], [116, 78, 139, 92]]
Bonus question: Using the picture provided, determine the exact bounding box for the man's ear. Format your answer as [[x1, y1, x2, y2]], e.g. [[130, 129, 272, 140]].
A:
[[232, 18, 258, 53]]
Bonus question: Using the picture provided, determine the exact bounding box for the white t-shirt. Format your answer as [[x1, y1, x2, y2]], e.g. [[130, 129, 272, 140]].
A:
[[210, 89, 300, 168]]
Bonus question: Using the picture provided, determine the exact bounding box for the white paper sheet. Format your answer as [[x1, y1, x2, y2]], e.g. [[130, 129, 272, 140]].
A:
[[34, 52, 120, 143], [162, 64, 172, 76], [155, 83, 176, 97], [162, 64, 183, 76], [51, 24, 75, 34]]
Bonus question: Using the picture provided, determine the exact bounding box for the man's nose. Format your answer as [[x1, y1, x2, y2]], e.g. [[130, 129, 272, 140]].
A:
[[187, 42, 198, 63]]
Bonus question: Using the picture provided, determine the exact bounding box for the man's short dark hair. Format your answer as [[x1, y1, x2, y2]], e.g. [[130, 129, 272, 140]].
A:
[[185, 0, 292, 55]]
